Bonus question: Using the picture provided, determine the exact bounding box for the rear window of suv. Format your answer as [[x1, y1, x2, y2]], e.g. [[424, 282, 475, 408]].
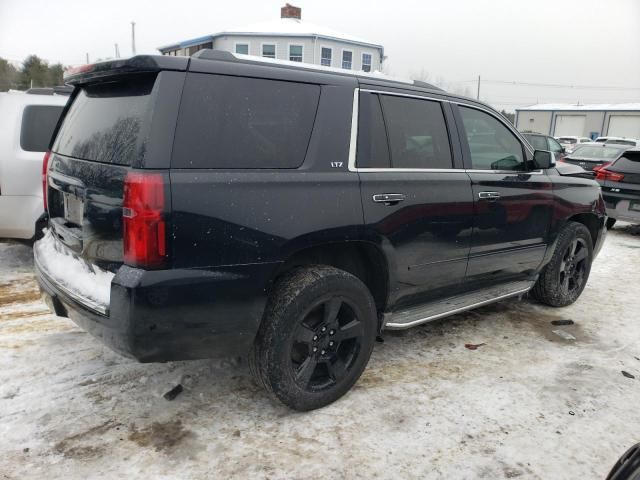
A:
[[172, 74, 320, 169], [609, 152, 640, 173], [20, 105, 65, 152], [52, 74, 156, 165]]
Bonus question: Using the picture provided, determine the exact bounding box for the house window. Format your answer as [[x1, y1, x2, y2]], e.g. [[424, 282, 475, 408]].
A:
[[362, 53, 372, 72], [342, 50, 353, 70], [320, 47, 332, 67], [235, 43, 249, 55], [262, 44, 276, 58], [289, 45, 303, 62]]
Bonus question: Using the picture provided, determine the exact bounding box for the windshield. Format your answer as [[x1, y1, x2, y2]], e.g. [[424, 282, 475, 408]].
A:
[[558, 137, 577, 144], [570, 145, 625, 159], [605, 139, 636, 146]]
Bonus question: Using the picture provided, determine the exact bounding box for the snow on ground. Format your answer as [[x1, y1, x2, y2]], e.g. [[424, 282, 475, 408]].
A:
[[1, 227, 639, 479]]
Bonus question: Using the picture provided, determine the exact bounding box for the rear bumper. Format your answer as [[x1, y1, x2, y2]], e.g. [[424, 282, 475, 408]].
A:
[[603, 192, 640, 224], [35, 241, 276, 362]]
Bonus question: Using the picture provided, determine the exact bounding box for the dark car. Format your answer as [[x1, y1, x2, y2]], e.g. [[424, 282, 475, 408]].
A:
[[596, 148, 640, 228], [562, 143, 628, 172], [522, 132, 566, 159], [35, 51, 607, 410]]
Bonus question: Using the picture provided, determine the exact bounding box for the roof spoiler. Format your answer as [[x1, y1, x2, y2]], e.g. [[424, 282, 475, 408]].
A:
[[63, 55, 189, 85]]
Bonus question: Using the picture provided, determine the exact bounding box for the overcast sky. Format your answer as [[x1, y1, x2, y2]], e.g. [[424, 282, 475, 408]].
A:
[[1, 0, 639, 111]]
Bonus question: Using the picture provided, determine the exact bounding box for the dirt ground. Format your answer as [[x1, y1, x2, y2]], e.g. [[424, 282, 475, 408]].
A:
[[1, 225, 639, 479]]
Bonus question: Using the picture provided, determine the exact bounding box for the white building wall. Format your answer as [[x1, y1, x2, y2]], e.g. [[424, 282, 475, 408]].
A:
[[516, 111, 552, 134], [208, 35, 380, 71]]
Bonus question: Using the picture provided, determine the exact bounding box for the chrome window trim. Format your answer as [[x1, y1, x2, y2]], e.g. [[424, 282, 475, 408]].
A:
[[349, 88, 541, 174]]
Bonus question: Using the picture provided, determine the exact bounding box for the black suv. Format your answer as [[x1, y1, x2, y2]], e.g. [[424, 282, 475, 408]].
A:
[[35, 51, 607, 410]]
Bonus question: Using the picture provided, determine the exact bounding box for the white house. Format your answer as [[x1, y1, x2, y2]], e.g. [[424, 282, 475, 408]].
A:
[[157, 4, 385, 72]]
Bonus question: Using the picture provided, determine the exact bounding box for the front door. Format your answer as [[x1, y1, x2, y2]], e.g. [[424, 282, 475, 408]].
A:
[[454, 104, 554, 284], [356, 91, 474, 306]]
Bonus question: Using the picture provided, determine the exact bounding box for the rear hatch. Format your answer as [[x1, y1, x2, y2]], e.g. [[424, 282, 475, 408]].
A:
[[43, 56, 187, 272]]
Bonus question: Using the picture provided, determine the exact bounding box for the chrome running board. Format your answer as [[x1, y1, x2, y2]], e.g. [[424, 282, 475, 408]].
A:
[[383, 280, 534, 330]]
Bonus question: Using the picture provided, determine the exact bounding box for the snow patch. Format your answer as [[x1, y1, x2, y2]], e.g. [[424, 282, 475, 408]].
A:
[[33, 230, 114, 307]]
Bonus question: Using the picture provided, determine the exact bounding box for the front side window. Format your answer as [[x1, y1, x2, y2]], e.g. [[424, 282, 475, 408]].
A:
[[320, 47, 332, 67], [548, 137, 563, 153], [235, 43, 249, 55], [459, 106, 524, 171], [380, 95, 452, 169], [362, 53, 372, 72], [262, 44, 276, 58], [20, 105, 64, 152], [289, 45, 303, 62], [172, 74, 320, 169], [342, 50, 353, 70]]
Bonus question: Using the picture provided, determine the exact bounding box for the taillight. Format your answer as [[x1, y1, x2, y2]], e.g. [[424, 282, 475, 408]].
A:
[[596, 169, 625, 182], [42, 150, 51, 211], [592, 162, 611, 173], [122, 172, 168, 269]]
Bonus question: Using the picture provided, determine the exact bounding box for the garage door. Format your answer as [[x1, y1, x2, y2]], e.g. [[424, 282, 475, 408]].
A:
[[554, 115, 586, 136], [608, 115, 640, 138]]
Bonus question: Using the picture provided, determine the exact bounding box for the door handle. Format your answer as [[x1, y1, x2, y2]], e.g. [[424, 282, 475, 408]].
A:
[[478, 191, 501, 201], [372, 193, 406, 205]]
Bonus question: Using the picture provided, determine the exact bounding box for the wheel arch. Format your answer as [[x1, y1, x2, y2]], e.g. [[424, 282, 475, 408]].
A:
[[269, 241, 390, 315]]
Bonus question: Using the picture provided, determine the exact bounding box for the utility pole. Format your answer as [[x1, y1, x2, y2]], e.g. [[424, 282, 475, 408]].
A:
[[86, 52, 89, 64], [115, 43, 120, 58], [131, 21, 136, 55], [476, 75, 481, 100]]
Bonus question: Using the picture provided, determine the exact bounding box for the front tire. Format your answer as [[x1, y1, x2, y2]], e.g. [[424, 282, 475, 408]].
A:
[[532, 221, 593, 307], [250, 266, 377, 411]]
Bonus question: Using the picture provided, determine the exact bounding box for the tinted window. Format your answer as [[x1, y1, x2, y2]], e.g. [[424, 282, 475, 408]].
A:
[[571, 145, 625, 159], [609, 152, 640, 173], [20, 105, 64, 152], [459, 106, 524, 170], [524, 134, 548, 150], [548, 137, 563, 153], [173, 74, 320, 169], [53, 74, 156, 165], [380, 95, 452, 169], [357, 93, 390, 168]]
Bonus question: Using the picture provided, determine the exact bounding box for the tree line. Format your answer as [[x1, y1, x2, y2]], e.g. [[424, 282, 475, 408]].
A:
[[0, 55, 64, 91]]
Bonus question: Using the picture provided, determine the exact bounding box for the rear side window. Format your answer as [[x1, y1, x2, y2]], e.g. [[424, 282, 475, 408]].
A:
[[53, 74, 156, 165], [172, 74, 320, 169], [380, 95, 452, 169], [20, 105, 64, 152], [609, 153, 640, 173], [356, 93, 390, 168]]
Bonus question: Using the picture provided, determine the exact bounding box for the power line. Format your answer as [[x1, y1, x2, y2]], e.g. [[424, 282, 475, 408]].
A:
[[458, 78, 640, 91]]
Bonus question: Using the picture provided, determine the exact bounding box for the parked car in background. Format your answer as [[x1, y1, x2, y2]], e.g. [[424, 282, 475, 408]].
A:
[[560, 143, 628, 172], [556, 136, 592, 153], [594, 136, 640, 147], [522, 132, 565, 158], [596, 148, 640, 228], [0, 88, 69, 239], [35, 52, 607, 411]]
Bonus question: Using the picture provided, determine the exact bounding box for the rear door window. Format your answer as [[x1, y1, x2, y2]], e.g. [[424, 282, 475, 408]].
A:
[[172, 74, 320, 169], [356, 93, 390, 168], [52, 74, 156, 165], [379, 94, 452, 169], [525, 134, 548, 150], [20, 105, 65, 152]]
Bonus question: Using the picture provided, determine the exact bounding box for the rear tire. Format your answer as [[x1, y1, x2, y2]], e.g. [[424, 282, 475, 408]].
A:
[[606, 218, 617, 229], [532, 221, 593, 307], [249, 266, 377, 411]]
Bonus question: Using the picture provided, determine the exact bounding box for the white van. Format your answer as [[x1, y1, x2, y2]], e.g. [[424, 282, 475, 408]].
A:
[[0, 89, 68, 239]]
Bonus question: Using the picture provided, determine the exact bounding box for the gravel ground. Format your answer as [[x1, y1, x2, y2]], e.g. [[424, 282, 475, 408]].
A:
[[1, 225, 639, 479]]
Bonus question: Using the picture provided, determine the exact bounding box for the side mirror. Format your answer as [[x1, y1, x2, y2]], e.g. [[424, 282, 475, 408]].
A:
[[533, 150, 555, 169]]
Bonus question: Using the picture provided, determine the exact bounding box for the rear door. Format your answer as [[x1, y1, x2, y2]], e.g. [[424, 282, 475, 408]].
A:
[[356, 90, 474, 307], [453, 104, 554, 284], [46, 71, 184, 268]]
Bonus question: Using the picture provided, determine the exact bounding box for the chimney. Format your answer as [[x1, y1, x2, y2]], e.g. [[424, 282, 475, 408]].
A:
[[281, 3, 301, 20]]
